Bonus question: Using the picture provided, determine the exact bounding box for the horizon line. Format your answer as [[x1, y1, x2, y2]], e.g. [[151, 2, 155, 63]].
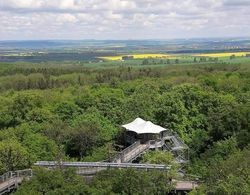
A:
[[1, 36, 250, 42]]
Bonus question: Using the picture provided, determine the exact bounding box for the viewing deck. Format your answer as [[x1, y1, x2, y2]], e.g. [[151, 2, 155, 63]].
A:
[[117, 134, 189, 164]]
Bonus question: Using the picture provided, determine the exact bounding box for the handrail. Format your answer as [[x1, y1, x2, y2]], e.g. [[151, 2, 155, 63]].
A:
[[0, 169, 32, 183], [122, 144, 150, 162], [112, 130, 188, 163], [110, 141, 142, 163], [34, 161, 171, 170], [170, 131, 188, 148], [0, 171, 12, 184], [0, 169, 32, 194], [148, 139, 165, 148], [121, 141, 140, 155]]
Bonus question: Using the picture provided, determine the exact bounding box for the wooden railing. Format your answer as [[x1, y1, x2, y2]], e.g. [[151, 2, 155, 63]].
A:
[[0, 169, 32, 195], [122, 144, 150, 162], [110, 141, 140, 163], [122, 141, 141, 156], [113, 135, 178, 163]]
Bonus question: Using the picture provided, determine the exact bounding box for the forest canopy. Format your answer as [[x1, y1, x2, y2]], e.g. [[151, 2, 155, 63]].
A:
[[0, 61, 249, 194]]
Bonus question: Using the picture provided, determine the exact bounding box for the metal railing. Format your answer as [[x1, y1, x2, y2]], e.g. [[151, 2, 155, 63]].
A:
[[171, 132, 188, 149], [34, 161, 171, 171], [148, 139, 165, 148]]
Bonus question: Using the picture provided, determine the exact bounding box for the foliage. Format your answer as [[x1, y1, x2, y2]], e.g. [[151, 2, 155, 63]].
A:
[[15, 168, 91, 195], [189, 137, 239, 176], [204, 146, 250, 194], [0, 139, 30, 173], [66, 121, 99, 159], [91, 168, 174, 195], [54, 101, 82, 122], [0, 61, 249, 193], [142, 151, 179, 176]]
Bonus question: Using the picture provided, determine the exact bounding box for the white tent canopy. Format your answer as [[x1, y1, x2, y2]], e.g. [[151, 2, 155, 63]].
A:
[[122, 118, 166, 134]]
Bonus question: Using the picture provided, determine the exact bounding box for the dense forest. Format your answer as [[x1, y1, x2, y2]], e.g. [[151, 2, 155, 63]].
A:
[[0, 61, 249, 194]]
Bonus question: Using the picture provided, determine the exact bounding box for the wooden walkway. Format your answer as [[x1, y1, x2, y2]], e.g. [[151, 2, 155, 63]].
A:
[[0, 178, 23, 195], [111, 141, 150, 163], [0, 133, 192, 194], [111, 134, 189, 164], [175, 180, 198, 191], [0, 169, 32, 195], [0, 166, 198, 194]]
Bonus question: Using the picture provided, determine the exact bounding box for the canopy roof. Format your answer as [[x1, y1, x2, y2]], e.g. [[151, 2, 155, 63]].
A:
[[122, 118, 166, 134]]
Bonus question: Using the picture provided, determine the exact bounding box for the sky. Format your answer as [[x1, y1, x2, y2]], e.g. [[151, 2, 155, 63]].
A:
[[0, 0, 250, 40]]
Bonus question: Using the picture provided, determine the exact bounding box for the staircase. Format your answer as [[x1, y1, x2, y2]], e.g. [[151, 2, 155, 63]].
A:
[[111, 141, 150, 163], [112, 131, 189, 164], [165, 133, 189, 164], [169, 136, 186, 151]]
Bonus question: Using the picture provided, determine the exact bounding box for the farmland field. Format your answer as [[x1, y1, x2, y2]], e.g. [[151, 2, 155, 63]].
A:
[[99, 52, 250, 61], [99, 53, 174, 60], [193, 52, 250, 57]]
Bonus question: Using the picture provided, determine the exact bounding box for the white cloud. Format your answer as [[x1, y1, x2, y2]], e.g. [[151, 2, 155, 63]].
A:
[[57, 14, 78, 23], [0, 0, 249, 39]]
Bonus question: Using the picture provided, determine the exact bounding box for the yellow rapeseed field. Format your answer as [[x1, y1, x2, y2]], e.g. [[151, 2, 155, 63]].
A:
[[99, 53, 173, 61], [99, 52, 250, 61], [193, 52, 250, 58]]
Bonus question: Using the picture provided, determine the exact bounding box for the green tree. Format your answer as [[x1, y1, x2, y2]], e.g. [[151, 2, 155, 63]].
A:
[[15, 168, 91, 195], [205, 146, 250, 194], [66, 121, 98, 159], [9, 94, 42, 126], [0, 97, 13, 129], [92, 168, 174, 195], [142, 59, 149, 65], [189, 137, 240, 178], [142, 151, 179, 177], [0, 139, 30, 173], [54, 101, 82, 122], [124, 83, 160, 121], [230, 54, 236, 60], [43, 119, 69, 146]]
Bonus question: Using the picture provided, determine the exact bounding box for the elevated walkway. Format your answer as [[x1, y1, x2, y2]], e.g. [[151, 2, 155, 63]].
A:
[[111, 141, 150, 163], [0, 169, 32, 195], [0, 167, 198, 194], [168, 135, 187, 151], [119, 133, 189, 164], [34, 161, 171, 176]]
